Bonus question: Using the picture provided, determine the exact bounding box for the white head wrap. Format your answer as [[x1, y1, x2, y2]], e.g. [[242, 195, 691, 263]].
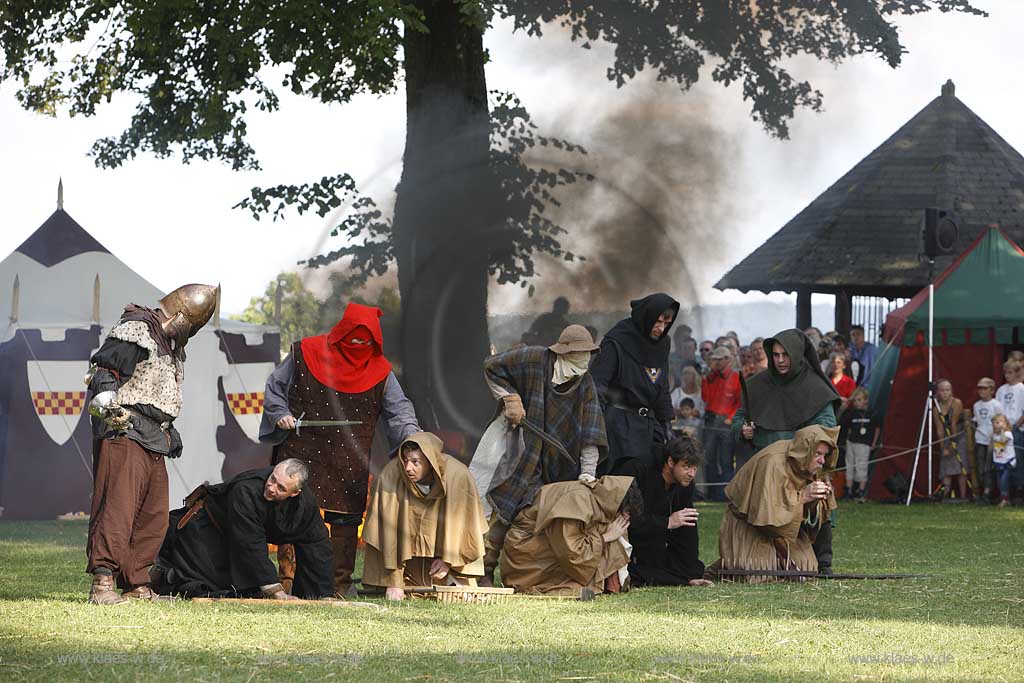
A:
[[552, 350, 591, 385]]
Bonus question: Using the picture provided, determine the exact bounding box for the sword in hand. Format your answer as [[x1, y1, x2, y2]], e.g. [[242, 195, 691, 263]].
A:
[[293, 411, 363, 436]]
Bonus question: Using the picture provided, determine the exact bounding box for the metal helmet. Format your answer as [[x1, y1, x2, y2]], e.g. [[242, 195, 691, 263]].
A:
[[158, 284, 217, 345]]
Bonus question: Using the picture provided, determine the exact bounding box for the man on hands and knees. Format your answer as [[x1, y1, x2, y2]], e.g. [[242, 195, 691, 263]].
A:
[[153, 459, 333, 600], [500, 476, 641, 596], [621, 434, 713, 587], [361, 433, 489, 601], [85, 284, 217, 605]]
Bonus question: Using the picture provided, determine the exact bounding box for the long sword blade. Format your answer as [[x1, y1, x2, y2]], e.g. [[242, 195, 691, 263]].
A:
[[294, 418, 363, 436], [297, 420, 363, 427]]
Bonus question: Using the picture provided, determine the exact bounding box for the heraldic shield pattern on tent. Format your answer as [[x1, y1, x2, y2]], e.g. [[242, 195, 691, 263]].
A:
[[0, 197, 281, 519]]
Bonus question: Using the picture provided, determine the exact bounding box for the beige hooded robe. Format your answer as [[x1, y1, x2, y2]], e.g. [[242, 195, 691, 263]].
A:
[[361, 432, 488, 588], [713, 424, 839, 582], [500, 476, 633, 595]]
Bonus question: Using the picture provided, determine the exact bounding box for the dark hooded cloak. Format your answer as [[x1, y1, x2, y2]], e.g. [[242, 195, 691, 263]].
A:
[[154, 468, 333, 598], [601, 293, 680, 369], [591, 294, 680, 474], [742, 329, 841, 432]]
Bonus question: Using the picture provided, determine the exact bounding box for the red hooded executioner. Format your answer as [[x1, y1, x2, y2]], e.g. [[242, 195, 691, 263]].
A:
[[259, 302, 420, 596]]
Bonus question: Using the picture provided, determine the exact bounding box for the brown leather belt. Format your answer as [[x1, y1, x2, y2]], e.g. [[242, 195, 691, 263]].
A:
[[176, 483, 221, 532]]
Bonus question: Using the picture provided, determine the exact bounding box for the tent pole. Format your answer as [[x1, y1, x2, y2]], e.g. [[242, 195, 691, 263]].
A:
[[907, 268, 936, 506], [10, 274, 19, 323], [927, 278, 934, 496], [907, 389, 930, 505]]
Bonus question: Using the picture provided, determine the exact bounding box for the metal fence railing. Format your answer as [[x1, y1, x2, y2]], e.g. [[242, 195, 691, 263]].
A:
[[852, 296, 909, 344]]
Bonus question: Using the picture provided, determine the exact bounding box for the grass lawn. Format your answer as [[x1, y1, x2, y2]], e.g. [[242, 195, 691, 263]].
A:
[[1, 501, 1022, 682]]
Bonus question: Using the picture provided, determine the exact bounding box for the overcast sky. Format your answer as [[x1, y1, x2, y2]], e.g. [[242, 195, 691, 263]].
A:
[[2, 1, 1020, 317]]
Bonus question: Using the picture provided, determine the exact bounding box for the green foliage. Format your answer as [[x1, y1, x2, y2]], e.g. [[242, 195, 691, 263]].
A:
[[1, 502, 1021, 682], [238, 90, 591, 288], [0, 0, 425, 170], [0, 0, 985, 293], [233, 271, 404, 361], [0, 1, 985, 164], [233, 271, 322, 354], [498, 0, 985, 138]]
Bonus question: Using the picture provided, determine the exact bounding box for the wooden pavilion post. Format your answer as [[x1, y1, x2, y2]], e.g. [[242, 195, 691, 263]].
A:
[[796, 289, 812, 330]]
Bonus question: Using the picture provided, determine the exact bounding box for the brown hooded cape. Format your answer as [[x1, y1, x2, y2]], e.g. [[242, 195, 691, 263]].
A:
[[361, 432, 488, 588], [500, 476, 633, 595], [714, 424, 839, 582]]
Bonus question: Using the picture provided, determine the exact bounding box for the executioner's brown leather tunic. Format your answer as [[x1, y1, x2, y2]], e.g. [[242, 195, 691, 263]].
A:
[[274, 343, 384, 513]]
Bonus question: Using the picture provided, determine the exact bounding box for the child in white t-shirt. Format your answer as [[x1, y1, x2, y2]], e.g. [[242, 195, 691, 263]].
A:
[[972, 377, 1004, 503], [990, 414, 1016, 507], [996, 360, 1024, 502]]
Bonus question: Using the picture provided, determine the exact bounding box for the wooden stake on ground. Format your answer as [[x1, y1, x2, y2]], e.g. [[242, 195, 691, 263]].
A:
[[190, 597, 385, 611]]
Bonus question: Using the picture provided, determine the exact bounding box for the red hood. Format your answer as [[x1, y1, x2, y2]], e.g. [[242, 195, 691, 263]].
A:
[[300, 302, 392, 394]]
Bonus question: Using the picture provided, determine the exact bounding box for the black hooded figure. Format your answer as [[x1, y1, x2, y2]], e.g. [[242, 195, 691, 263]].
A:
[[731, 329, 840, 451], [591, 293, 680, 475], [153, 468, 334, 598]]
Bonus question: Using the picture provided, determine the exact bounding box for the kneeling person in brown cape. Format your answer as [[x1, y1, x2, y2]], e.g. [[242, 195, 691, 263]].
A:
[[361, 433, 489, 601], [153, 459, 333, 600], [706, 424, 838, 583], [500, 476, 641, 596]]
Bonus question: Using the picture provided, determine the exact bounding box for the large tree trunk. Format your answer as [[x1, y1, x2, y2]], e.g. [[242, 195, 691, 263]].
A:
[[394, 1, 500, 438]]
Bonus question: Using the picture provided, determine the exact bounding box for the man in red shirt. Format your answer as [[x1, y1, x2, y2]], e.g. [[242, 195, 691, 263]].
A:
[[701, 346, 741, 501]]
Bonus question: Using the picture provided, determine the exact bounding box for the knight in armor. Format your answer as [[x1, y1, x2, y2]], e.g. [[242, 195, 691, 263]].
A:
[[259, 302, 420, 596], [85, 283, 217, 605]]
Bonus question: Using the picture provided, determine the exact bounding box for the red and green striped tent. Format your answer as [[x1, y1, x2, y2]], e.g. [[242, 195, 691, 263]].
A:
[[870, 227, 1024, 499]]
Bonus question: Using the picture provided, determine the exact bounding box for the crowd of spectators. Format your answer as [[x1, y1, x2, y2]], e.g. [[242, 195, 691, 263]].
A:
[[523, 299, 1018, 505], [666, 324, 884, 502]]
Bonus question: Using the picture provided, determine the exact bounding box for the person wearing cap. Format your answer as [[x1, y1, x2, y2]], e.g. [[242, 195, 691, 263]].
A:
[[701, 345, 742, 501], [971, 377, 1004, 504], [479, 324, 608, 585], [590, 293, 680, 476]]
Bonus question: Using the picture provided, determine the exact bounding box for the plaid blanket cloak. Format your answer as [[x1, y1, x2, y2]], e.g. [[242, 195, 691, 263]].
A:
[[483, 346, 608, 524]]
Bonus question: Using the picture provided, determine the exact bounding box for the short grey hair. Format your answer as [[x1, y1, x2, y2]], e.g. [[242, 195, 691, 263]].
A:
[[279, 458, 309, 490]]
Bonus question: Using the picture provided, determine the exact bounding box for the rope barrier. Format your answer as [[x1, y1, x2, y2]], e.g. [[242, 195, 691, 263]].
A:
[[695, 429, 970, 487]]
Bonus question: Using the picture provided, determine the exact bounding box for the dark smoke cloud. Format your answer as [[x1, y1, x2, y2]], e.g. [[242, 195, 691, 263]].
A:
[[498, 76, 740, 315]]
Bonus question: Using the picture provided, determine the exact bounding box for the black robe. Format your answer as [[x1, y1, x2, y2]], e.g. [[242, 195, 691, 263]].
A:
[[591, 294, 678, 474], [619, 459, 705, 586], [155, 468, 333, 598]]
